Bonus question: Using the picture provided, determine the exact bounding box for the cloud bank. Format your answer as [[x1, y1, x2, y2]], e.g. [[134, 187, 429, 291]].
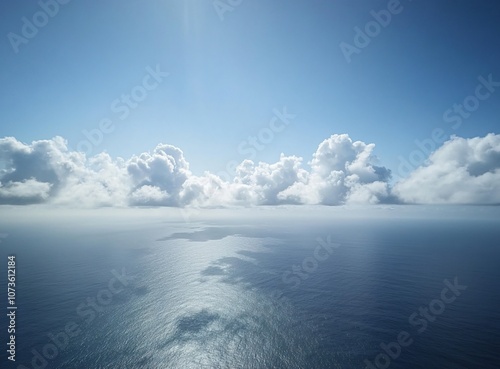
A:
[[394, 134, 500, 204], [0, 133, 498, 207]]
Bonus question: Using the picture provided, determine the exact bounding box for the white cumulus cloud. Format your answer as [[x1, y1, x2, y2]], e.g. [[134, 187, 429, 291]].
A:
[[279, 134, 391, 205], [393, 133, 500, 204], [1, 133, 498, 207], [0, 178, 52, 204], [127, 143, 190, 206]]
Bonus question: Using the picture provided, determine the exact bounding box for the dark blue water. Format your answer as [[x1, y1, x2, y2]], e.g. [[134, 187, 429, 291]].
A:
[[1, 206, 499, 368]]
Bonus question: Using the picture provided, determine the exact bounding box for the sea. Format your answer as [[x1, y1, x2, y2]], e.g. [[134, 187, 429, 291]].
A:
[[0, 205, 499, 369]]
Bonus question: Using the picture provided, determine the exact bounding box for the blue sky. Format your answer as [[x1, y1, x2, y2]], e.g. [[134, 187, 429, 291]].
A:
[[1, 0, 499, 178]]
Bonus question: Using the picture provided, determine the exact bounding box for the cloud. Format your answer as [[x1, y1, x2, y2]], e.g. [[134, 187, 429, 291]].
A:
[[54, 152, 130, 207], [393, 133, 500, 204], [1, 133, 498, 207], [0, 178, 51, 204], [0, 134, 392, 207], [127, 144, 190, 206], [228, 154, 308, 205], [0, 136, 73, 204], [180, 173, 226, 207], [279, 134, 391, 205], [0, 137, 196, 207], [0, 136, 128, 206]]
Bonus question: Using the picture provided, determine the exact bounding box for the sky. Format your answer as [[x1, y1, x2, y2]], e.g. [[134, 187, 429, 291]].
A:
[[0, 0, 499, 207]]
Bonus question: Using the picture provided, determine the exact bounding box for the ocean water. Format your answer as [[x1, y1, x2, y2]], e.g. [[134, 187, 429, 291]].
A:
[[1, 206, 499, 369]]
